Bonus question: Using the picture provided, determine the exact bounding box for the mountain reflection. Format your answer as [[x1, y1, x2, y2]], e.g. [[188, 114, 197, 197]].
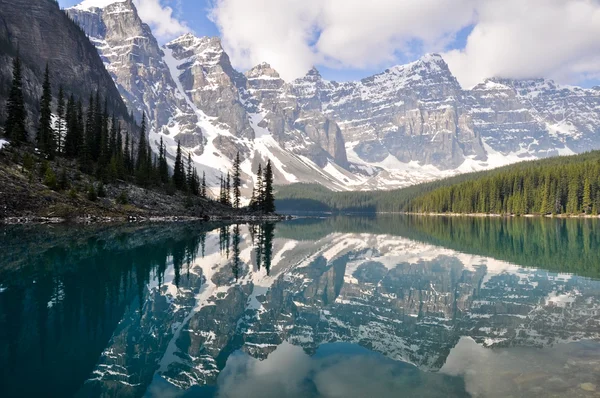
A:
[[1, 216, 600, 398]]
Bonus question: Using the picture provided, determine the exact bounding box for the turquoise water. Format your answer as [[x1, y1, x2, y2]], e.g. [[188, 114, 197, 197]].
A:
[[1, 216, 600, 397]]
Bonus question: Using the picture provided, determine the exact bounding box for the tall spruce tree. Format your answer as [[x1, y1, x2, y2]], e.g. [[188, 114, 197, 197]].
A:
[[172, 140, 186, 190], [233, 152, 241, 208], [201, 171, 207, 198], [4, 52, 27, 144], [187, 153, 193, 193], [135, 113, 149, 185], [158, 136, 169, 184], [262, 160, 275, 213], [55, 85, 65, 154], [254, 163, 263, 210], [37, 64, 55, 158], [219, 174, 226, 204], [226, 172, 231, 206]]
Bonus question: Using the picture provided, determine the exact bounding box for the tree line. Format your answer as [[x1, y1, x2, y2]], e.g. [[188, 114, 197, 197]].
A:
[[2, 53, 277, 212], [276, 151, 600, 216], [217, 152, 276, 212], [407, 153, 600, 215]]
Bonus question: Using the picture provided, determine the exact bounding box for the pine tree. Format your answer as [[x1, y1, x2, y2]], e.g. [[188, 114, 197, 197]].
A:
[[201, 171, 207, 199], [583, 177, 592, 214], [4, 52, 27, 144], [254, 163, 263, 210], [172, 140, 186, 190], [219, 174, 226, 204], [187, 153, 194, 193], [135, 113, 149, 186], [55, 85, 65, 154], [37, 64, 55, 158], [226, 172, 231, 206], [262, 160, 275, 213], [233, 152, 241, 208], [109, 114, 117, 157], [123, 131, 132, 174], [158, 136, 169, 184]]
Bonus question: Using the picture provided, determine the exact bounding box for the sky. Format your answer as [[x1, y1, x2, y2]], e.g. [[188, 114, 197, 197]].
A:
[[59, 0, 600, 88]]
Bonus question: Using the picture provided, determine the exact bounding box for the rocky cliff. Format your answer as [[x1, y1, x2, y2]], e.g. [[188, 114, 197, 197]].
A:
[[0, 0, 133, 138], [66, 0, 600, 193]]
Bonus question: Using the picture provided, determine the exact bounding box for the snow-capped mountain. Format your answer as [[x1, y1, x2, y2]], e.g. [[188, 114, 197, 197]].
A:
[[67, 0, 600, 192], [79, 225, 600, 395]]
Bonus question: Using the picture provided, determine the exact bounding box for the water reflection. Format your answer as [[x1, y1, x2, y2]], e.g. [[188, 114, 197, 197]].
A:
[[1, 217, 600, 398]]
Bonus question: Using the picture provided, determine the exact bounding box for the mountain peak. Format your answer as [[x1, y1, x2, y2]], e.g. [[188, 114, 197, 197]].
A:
[[72, 0, 128, 11], [167, 34, 222, 51], [245, 62, 281, 79]]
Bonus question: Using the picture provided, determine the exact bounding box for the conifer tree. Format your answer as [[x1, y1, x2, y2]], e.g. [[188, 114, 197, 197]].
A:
[[109, 114, 117, 157], [4, 52, 27, 144], [124, 131, 132, 174], [254, 163, 263, 210], [201, 171, 207, 199], [37, 64, 55, 158], [219, 174, 226, 204], [262, 160, 275, 213], [226, 172, 231, 206], [187, 153, 194, 193], [172, 140, 186, 190], [233, 152, 241, 208], [158, 136, 169, 184], [136, 113, 147, 171], [583, 177, 592, 214], [55, 85, 65, 154]]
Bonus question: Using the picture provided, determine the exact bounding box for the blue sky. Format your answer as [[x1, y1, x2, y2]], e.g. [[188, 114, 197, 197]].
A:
[[59, 0, 600, 88]]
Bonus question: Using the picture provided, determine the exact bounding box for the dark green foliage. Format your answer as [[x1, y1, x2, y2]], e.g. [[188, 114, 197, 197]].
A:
[[201, 171, 207, 199], [58, 166, 69, 191], [97, 183, 106, 198], [135, 113, 150, 186], [233, 152, 241, 208], [43, 167, 57, 190], [87, 185, 97, 202], [225, 172, 231, 206], [55, 85, 65, 154], [116, 191, 128, 205], [158, 136, 169, 184], [276, 151, 600, 216], [250, 163, 262, 211], [172, 140, 186, 191], [262, 160, 275, 213], [37, 64, 55, 157], [22, 152, 34, 173], [4, 52, 28, 144]]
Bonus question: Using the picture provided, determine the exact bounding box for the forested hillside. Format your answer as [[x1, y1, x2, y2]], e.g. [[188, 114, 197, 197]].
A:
[[276, 151, 600, 216]]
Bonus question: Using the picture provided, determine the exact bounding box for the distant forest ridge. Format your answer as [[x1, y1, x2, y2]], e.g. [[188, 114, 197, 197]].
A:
[[275, 151, 600, 216], [276, 215, 600, 279]]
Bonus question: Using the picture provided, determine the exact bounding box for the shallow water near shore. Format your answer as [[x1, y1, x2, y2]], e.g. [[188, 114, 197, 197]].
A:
[[1, 216, 599, 397]]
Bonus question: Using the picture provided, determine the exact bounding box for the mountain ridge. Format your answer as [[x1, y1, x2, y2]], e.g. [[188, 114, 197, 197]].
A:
[[66, 0, 600, 194]]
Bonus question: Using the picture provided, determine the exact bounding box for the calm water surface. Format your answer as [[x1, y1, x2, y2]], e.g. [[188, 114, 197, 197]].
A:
[[1, 216, 600, 397]]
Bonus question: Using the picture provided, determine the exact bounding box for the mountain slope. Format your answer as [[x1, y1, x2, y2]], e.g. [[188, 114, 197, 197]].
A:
[[0, 0, 133, 135], [66, 0, 600, 194], [276, 151, 600, 215]]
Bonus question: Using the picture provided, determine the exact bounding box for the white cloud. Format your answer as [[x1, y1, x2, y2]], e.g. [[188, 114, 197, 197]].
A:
[[209, 0, 476, 81], [444, 0, 600, 88], [134, 0, 190, 42], [210, 0, 600, 86]]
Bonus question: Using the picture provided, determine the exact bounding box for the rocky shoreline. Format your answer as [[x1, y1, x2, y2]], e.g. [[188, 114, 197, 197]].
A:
[[0, 146, 289, 225]]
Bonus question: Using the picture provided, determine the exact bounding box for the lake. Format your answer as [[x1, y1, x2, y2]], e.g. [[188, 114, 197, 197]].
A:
[[1, 216, 600, 397]]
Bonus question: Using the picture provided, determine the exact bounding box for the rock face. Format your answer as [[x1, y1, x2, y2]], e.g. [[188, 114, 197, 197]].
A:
[[66, 0, 204, 155], [0, 0, 132, 138], [66, 0, 600, 192], [291, 55, 600, 172], [68, 1, 352, 191]]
